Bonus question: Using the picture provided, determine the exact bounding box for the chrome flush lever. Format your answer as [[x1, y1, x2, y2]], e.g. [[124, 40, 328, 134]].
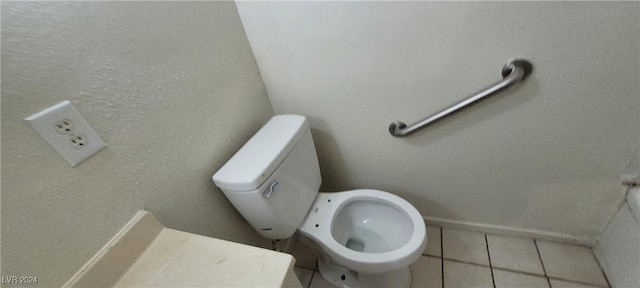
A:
[[262, 180, 279, 198]]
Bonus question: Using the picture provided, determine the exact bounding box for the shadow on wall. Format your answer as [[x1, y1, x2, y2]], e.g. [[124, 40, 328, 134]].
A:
[[309, 116, 456, 219], [404, 76, 540, 146], [309, 116, 347, 192]]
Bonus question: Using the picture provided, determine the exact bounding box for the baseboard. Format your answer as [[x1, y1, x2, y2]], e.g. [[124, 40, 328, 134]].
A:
[[423, 216, 595, 247]]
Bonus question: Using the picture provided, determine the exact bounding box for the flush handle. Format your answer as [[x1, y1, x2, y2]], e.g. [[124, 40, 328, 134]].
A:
[[262, 180, 279, 198]]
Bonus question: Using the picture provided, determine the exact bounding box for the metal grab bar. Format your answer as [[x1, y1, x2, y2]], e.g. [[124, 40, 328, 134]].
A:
[[388, 59, 533, 137]]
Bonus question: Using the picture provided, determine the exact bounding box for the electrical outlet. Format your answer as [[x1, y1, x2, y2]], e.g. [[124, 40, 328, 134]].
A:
[[25, 100, 106, 167], [70, 133, 89, 148], [54, 119, 74, 134]]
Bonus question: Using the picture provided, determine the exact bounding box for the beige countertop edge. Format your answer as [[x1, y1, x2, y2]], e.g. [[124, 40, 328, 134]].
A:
[[63, 210, 299, 288], [115, 228, 297, 287], [63, 210, 164, 287]]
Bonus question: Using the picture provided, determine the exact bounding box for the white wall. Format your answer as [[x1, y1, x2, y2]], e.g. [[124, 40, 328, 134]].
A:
[[236, 2, 640, 239], [1, 2, 273, 287]]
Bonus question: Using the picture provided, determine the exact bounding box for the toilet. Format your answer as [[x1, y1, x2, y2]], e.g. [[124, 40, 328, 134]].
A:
[[212, 115, 426, 288]]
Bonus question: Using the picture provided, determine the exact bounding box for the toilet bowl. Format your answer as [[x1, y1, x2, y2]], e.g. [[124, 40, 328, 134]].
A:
[[299, 190, 426, 274], [212, 114, 427, 287]]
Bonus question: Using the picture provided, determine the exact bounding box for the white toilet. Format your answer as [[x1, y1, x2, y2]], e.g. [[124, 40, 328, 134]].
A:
[[212, 115, 426, 288]]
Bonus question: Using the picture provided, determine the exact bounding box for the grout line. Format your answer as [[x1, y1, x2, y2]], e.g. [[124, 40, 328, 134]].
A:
[[422, 253, 442, 258], [491, 266, 547, 278], [600, 269, 612, 288], [442, 257, 492, 268], [440, 227, 444, 288], [307, 265, 316, 288], [441, 257, 549, 278], [293, 266, 315, 288], [590, 250, 612, 288], [534, 239, 552, 288], [485, 234, 496, 288]]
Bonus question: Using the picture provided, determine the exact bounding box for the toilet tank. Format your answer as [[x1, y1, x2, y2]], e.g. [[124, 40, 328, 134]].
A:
[[212, 115, 321, 239]]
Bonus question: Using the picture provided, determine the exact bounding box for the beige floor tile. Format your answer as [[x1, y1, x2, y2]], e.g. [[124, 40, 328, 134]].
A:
[[290, 238, 318, 270], [549, 279, 605, 288], [310, 257, 443, 288], [309, 271, 334, 288], [444, 260, 493, 288], [493, 269, 549, 288], [294, 267, 314, 288], [537, 241, 607, 287], [410, 256, 442, 288], [487, 234, 545, 275], [424, 225, 442, 256], [443, 228, 489, 265]]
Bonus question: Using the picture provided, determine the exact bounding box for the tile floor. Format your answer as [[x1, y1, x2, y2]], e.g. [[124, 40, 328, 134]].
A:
[[289, 225, 610, 288]]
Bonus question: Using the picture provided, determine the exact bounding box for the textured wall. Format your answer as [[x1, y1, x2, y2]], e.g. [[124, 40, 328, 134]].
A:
[[1, 2, 273, 286], [236, 2, 640, 239]]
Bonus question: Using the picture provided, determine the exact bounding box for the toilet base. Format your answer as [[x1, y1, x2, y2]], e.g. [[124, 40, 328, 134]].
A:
[[318, 258, 360, 288], [317, 257, 411, 288]]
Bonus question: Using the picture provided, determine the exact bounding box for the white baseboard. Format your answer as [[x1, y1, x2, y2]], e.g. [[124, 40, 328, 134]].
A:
[[423, 216, 595, 247]]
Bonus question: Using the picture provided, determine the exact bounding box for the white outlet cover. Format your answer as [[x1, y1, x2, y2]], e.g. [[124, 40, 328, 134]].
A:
[[25, 100, 106, 167]]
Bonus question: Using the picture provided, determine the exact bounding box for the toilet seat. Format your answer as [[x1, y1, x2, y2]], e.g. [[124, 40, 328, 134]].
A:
[[298, 189, 427, 274]]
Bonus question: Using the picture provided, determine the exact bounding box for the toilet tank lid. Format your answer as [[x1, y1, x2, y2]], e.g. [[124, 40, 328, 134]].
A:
[[212, 114, 308, 191]]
